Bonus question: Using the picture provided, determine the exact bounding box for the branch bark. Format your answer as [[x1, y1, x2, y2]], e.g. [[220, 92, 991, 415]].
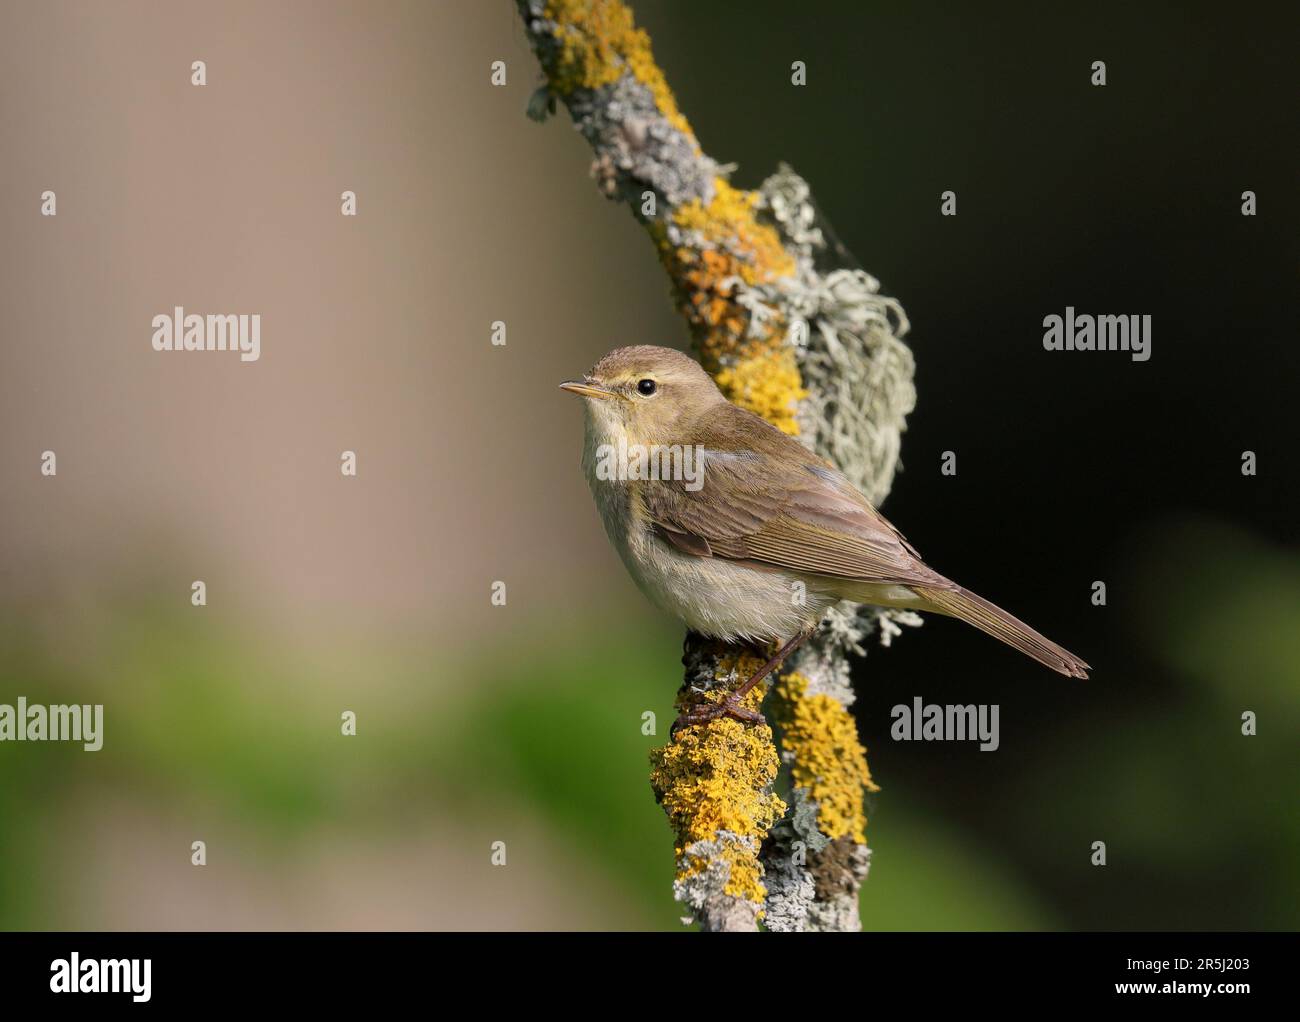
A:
[[516, 0, 918, 931]]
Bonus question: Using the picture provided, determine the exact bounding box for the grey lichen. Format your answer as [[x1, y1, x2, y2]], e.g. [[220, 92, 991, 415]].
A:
[[567, 76, 718, 210], [806, 841, 872, 932], [763, 813, 874, 933], [756, 164, 917, 507], [673, 832, 764, 933], [759, 821, 817, 932], [517, 0, 716, 214]]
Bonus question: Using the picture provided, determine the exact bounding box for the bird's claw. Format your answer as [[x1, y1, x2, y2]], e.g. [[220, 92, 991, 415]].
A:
[[671, 696, 765, 736]]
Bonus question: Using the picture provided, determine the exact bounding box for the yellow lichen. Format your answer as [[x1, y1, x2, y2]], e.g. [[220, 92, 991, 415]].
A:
[[655, 179, 805, 431], [542, 0, 693, 137], [649, 651, 787, 903], [677, 835, 766, 907], [536, 9, 807, 435], [714, 346, 807, 435], [771, 671, 879, 844], [670, 179, 796, 288]]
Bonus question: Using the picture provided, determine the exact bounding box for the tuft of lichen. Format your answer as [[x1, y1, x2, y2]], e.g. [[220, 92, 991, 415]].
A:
[[755, 164, 916, 504], [770, 671, 878, 844]]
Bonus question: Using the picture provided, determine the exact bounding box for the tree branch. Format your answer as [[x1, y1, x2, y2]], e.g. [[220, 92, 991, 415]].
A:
[[516, 0, 918, 931]]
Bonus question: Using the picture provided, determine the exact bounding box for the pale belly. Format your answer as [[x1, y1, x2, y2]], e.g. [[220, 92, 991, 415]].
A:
[[622, 523, 833, 642], [584, 475, 830, 642]]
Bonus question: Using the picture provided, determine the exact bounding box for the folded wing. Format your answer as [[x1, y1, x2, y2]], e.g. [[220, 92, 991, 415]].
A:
[[642, 438, 947, 589]]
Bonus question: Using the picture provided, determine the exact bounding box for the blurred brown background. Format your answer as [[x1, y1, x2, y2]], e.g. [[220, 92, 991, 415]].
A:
[[1, 0, 1295, 930]]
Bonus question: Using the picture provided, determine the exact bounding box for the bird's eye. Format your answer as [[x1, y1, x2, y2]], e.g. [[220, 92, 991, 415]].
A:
[[637, 378, 657, 396]]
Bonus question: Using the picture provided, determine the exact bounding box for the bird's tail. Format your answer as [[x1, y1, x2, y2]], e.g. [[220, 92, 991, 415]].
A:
[[912, 584, 1090, 679]]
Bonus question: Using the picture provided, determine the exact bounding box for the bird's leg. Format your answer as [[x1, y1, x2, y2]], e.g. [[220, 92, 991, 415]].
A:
[[673, 627, 815, 733]]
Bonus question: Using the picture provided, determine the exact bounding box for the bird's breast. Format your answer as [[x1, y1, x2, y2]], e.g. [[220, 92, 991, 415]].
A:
[[579, 440, 830, 642]]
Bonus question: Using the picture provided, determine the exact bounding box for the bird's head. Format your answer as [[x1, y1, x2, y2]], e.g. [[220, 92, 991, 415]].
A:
[[560, 345, 725, 446]]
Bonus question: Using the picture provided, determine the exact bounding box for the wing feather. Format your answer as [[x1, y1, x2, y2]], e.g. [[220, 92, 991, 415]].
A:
[[640, 441, 943, 587]]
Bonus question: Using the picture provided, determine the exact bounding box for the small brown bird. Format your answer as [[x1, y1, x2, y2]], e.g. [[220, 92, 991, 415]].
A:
[[562, 345, 1089, 728]]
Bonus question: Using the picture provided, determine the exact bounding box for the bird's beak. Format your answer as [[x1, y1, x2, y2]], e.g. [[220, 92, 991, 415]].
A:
[[559, 379, 618, 400]]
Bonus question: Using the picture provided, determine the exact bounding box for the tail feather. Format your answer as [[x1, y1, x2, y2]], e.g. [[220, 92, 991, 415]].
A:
[[914, 585, 1090, 679]]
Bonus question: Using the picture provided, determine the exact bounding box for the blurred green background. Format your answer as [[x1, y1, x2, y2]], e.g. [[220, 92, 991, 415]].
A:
[[1, 0, 1295, 930]]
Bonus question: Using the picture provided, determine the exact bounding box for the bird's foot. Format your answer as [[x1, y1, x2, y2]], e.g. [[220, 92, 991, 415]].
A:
[[671, 695, 765, 735]]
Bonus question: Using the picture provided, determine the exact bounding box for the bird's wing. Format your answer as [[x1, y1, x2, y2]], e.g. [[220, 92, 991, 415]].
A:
[[641, 444, 946, 588]]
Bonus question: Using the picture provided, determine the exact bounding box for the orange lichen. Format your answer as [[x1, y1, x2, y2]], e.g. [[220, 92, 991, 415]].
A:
[[771, 671, 878, 844], [654, 179, 805, 430], [669, 179, 796, 291]]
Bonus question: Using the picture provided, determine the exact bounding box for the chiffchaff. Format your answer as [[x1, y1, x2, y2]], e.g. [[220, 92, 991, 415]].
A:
[[561, 345, 1089, 728]]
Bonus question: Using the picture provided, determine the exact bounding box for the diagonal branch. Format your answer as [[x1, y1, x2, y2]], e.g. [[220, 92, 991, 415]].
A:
[[516, 0, 918, 931]]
